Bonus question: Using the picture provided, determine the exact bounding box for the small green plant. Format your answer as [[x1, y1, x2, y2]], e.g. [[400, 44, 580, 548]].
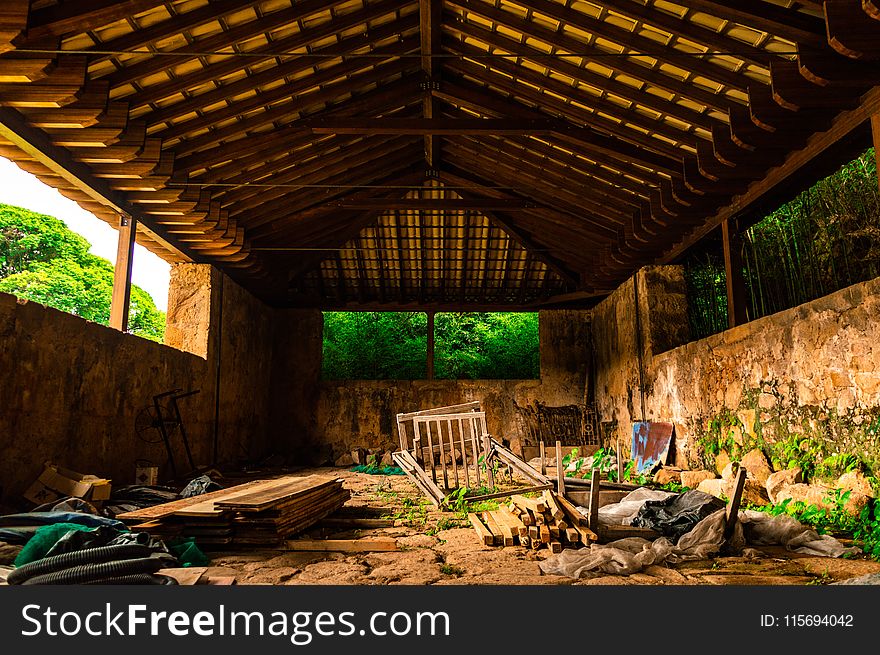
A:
[[440, 563, 464, 576], [388, 496, 429, 527]]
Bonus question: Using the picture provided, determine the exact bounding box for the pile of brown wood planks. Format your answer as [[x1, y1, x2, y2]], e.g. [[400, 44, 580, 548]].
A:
[[117, 475, 349, 548], [468, 490, 597, 553]]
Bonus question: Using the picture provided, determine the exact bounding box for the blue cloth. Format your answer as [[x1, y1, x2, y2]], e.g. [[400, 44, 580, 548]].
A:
[[0, 512, 125, 530]]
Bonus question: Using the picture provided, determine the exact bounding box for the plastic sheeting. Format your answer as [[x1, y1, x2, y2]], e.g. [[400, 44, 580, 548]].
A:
[[540, 508, 856, 579], [631, 490, 725, 542], [596, 488, 675, 527]]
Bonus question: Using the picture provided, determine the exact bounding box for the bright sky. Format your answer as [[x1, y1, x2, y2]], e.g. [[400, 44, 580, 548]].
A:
[[0, 156, 170, 310]]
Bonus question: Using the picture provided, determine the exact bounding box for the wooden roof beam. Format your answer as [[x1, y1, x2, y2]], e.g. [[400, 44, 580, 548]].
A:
[[823, 1, 880, 60], [0, 105, 195, 262], [444, 15, 718, 131], [449, 0, 751, 94], [27, 0, 169, 39], [444, 45, 700, 155], [681, 0, 827, 48], [129, 2, 418, 111]]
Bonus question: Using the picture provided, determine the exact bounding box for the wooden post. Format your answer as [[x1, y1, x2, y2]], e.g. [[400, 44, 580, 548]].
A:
[[109, 214, 136, 331], [483, 434, 495, 490], [589, 468, 601, 532], [872, 113, 880, 192], [539, 441, 546, 476], [721, 217, 748, 329], [426, 310, 435, 380], [555, 440, 565, 496], [724, 466, 748, 539]]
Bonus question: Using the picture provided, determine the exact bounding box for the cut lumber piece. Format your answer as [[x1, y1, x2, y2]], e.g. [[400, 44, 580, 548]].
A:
[[284, 538, 398, 552], [589, 469, 601, 531], [497, 505, 527, 538], [598, 525, 659, 540], [511, 494, 546, 514], [216, 476, 339, 511], [486, 511, 514, 546], [539, 525, 551, 543], [117, 478, 279, 522], [548, 525, 560, 538], [528, 525, 539, 541], [543, 490, 565, 521], [393, 450, 445, 506], [565, 528, 581, 544], [469, 512, 494, 546], [557, 493, 589, 526], [489, 437, 552, 486], [549, 540, 563, 554], [556, 441, 566, 496]]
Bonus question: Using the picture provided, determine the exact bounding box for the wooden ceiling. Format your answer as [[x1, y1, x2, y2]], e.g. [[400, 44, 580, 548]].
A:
[[1, 0, 879, 308]]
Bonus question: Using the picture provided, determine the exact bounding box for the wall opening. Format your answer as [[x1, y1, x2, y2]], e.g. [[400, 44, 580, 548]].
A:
[[434, 312, 539, 380], [320, 311, 540, 380], [682, 147, 880, 341]]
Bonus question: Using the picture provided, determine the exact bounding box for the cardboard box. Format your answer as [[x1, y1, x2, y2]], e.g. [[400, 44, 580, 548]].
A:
[[135, 465, 159, 486], [24, 462, 111, 505]]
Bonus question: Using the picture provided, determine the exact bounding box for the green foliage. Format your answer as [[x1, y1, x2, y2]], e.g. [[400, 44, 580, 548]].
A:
[[320, 310, 539, 380], [684, 147, 880, 341], [434, 312, 539, 380], [0, 203, 165, 341], [754, 489, 880, 560], [322, 311, 427, 379], [439, 563, 464, 576]]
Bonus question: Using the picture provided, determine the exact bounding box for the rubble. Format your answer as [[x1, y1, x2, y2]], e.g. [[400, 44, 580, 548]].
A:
[[681, 470, 716, 489]]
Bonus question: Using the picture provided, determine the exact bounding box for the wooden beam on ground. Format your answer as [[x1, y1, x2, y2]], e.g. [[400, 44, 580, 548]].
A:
[[0, 107, 195, 262], [722, 217, 748, 328], [109, 214, 136, 331]]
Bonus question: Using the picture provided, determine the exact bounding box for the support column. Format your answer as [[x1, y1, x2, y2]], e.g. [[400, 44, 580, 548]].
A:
[[109, 214, 136, 331], [872, 113, 880, 192], [722, 217, 748, 328], [426, 310, 435, 380]]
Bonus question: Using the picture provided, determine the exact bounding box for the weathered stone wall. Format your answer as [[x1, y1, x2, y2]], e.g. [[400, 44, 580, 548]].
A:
[[593, 267, 880, 474], [0, 264, 279, 508], [306, 310, 591, 461]]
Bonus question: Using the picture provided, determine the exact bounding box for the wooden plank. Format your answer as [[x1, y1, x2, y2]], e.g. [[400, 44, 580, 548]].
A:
[[283, 538, 398, 553], [539, 525, 551, 544], [539, 441, 546, 476], [306, 117, 562, 135], [484, 511, 513, 546], [468, 512, 494, 546], [555, 441, 566, 496], [489, 437, 552, 486], [542, 491, 565, 521], [463, 483, 552, 504], [396, 401, 481, 421], [116, 478, 289, 522], [497, 505, 528, 539], [483, 434, 495, 490], [589, 469, 601, 532], [216, 476, 339, 510], [510, 494, 546, 515], [392, 450, 445, 507], [175, 478, 326, 517], [725, 466, 748, 538]]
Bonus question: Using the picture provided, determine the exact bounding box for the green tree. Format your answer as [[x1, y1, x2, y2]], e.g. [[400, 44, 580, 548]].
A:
[[0, 203, 166, 342]]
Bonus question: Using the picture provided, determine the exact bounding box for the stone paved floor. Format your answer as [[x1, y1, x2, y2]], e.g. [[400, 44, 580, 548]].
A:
[[208, 468, 880, 585]]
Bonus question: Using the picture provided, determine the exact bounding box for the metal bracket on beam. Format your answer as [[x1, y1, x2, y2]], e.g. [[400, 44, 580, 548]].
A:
[[419, 77, 441, 91]]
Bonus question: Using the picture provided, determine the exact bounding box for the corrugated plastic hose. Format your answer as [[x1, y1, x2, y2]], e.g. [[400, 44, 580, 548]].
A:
[[84, 573, 178, 585], [7, 544, 152, 585], [21, 555, 167, 585]]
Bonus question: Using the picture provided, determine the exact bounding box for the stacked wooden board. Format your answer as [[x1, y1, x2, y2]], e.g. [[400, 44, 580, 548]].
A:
[[117, 475, 349, 548], [468, 490, 597, 553]]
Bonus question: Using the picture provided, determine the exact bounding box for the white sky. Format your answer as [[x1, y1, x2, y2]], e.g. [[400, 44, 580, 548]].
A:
[[0, 156, 170, 310]]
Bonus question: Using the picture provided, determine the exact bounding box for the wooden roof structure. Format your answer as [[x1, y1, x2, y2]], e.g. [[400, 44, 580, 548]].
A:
[[1, 0, 879, 309]]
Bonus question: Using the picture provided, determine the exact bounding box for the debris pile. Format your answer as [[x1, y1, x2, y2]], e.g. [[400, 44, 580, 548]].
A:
[[468, 490, 597, 553]]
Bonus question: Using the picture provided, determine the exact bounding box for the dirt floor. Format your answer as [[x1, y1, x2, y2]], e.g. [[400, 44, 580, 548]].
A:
[[206, 468, 880, 586]]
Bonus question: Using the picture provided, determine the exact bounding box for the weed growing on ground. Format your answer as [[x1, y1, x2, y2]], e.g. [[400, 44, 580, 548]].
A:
[[440, 563, 464, 576]]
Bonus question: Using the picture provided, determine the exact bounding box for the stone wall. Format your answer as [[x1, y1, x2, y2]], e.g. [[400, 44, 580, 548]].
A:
[[0, 264, 279, 508], [304, 310, 591, 462], [592, 267, 880, 474]]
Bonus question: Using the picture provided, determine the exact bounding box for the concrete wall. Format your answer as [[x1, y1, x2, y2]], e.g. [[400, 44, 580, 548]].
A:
[[0, 264, 279, 509], [592, 266, 880, 472], [304, 310, 592, 461]]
